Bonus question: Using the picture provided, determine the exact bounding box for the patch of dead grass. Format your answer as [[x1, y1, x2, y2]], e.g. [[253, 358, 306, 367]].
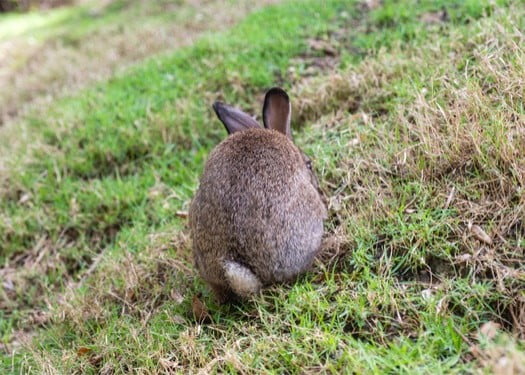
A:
[[0, 0, 281, 126], [55, 229, 192, 327], [23, 229, 195, 372], [471, 325, 525, 375]]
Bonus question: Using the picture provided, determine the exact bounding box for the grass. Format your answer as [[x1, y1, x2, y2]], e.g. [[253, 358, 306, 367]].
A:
[[1, 0, 524, 373], [0, 0, 280, 124]]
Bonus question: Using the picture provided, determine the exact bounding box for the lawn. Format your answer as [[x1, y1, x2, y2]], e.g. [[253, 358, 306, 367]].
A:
[[0, 0, 524, 373]]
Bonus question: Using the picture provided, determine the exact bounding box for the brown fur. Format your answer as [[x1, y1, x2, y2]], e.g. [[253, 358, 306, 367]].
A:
[[189, 88, 327, 303]]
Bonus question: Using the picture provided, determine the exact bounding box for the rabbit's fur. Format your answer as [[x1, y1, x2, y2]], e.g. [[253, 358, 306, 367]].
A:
[[189, 88, 326, 303]]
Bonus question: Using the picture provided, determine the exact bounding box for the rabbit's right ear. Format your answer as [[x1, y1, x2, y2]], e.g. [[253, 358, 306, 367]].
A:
[[213, 102, 260, 135], [263, 87, 291, 138]]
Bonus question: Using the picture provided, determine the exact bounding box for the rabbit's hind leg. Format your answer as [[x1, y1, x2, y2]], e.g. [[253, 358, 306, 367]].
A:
[[208, 281, 237, 305]]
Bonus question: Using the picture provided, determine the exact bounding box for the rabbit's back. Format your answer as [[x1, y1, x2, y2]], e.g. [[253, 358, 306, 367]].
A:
[[190, 128, 325, 286]]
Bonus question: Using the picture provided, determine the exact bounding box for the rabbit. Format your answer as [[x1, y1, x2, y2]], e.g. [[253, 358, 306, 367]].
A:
[[189, 87, 327, 303]]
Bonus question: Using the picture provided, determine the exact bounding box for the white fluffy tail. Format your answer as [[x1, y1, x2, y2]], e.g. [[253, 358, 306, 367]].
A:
[[222, 260, 262, 297]]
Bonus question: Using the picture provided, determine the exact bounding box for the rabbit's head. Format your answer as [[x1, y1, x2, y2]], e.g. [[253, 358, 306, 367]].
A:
[[212, 87, 322, 197]]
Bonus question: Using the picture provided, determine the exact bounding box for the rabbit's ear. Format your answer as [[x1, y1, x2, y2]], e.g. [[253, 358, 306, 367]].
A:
[[213, 102, 260, 134], [263, 87, 291, 138]]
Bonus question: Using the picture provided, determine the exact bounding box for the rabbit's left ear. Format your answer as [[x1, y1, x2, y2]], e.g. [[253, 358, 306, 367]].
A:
[[262, 87, 291, 138], [213, 102, 260, 135]]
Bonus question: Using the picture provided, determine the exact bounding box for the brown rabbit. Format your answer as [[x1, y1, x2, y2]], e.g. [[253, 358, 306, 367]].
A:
[[189, 87, 326, 303]]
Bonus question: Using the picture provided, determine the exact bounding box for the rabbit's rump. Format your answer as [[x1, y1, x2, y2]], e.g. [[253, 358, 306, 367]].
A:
[[190, 128, 326, 298]]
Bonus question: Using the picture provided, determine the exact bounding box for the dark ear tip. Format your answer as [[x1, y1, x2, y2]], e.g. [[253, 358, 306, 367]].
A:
[[212, 101, 225, 118], [265, 87, 289, 101], [212, 101, 223, 112]]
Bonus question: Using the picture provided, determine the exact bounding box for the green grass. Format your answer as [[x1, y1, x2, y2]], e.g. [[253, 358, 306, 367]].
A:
[[1, 0, 524, 373]]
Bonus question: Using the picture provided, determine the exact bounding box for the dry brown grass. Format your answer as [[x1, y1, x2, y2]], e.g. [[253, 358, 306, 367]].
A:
[[56, 230, 193, 325], [0, 0, 280, 126], [26, 230, 196, 373], [471, 324, 525, 375]]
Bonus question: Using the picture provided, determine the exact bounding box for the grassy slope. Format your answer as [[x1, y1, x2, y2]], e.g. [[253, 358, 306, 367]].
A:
[[0, 0, 280, 124], [1, 0, 524, 373]]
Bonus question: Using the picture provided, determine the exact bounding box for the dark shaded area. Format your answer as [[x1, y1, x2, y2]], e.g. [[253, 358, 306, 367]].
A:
[[0, 0, 71, 12]]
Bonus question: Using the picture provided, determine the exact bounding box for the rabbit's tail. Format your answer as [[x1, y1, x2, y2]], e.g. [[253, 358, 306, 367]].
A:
[[222, 260, 262, 297]]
